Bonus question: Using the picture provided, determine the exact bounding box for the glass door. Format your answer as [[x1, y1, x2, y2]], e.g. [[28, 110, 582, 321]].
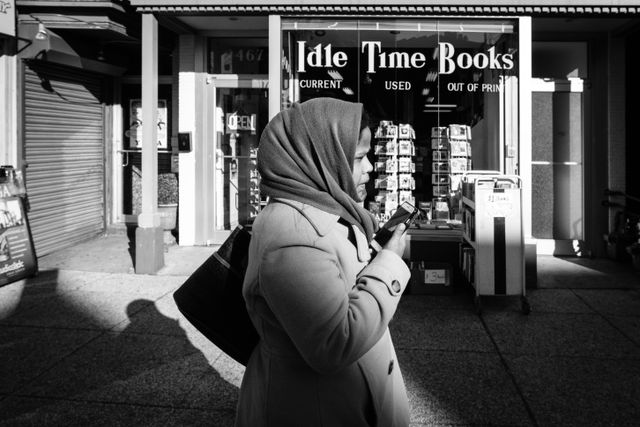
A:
[[531, 78, 586, 255], [211, 77, 268, 241]]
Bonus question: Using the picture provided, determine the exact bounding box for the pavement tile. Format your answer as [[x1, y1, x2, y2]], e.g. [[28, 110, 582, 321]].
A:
[[398, 292, 477, 311], [1, 272, 183, 328], [0, 327, 101, 394], [111, 294, 227, 360], [209, 352, 245, 389], [604, 315, 640, 347], [114, 292, 182, 334], [0, 281, 31, 320], [37, 234, 136, 274], [1, 291, 155, 330], [482, 311, 640, 359], [572, 288, 640, 316], [70, 272, 185, 298], [0, 275, 73, 322], [20, 332, 217, 407], [504, 354, 640, 427], [0, 396, 204, 427], [479, 288, 595, 314], [398, 349, 534, 426], [157, 245, 217, 277], [115, 300, 225, 363], [390, 305, 494, 353], [536, 256, 640, 289], [1, 269, 63, 291], [179, 353, 243, 412], [172, 409, 236, 427], [72, 354, 217, 408], [179, 328, 228, 362]]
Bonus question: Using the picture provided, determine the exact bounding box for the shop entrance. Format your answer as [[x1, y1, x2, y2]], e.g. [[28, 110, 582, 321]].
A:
[[531, 78, 587, 255], [210, 76, 268, 243]]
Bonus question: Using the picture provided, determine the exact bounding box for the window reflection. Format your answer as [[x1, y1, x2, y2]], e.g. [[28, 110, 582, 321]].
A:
[[283, 19, 519, 222]]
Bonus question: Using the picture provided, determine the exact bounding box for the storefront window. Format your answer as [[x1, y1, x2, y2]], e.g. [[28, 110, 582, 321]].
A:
[[282, 19, 519, 222], [208, 38, 268, 74]]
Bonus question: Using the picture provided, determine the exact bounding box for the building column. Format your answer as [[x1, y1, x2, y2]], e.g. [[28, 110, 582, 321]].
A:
[[518, 16, 536, 287], [268, 15, 281, 120], [0, 42, 18, 166], [136, 13, 164, 274]]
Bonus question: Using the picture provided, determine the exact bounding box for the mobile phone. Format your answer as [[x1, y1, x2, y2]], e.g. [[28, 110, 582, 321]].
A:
[[370, 201, 419, 253]]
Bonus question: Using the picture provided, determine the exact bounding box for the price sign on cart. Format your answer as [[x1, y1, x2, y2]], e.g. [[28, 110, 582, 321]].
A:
[[485, 192, 514, 218], [424, 269, 448, 285]]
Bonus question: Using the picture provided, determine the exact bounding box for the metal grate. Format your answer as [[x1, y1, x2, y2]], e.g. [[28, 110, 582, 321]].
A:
[[23, 61, 106, 256]]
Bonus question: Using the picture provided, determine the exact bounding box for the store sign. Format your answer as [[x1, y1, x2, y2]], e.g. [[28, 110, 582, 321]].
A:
[[0, 193, 37, 287], [0, 0, 15, 37], [126, 99, 168, 149], [438, 43, 514, 75], [296, 41, 514, 75], [219, 48, 266, 74], [226, 112, 256, 134]]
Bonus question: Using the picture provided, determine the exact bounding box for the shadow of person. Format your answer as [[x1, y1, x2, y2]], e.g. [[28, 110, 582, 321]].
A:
[[0, 292, 240, 426], [118, 299, 241, 418]]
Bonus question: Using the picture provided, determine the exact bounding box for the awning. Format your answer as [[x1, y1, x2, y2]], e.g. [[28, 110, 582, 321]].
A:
[[19, 11, 130, 35], [17, 22, 126, 76], [130, 0, 640, 15]]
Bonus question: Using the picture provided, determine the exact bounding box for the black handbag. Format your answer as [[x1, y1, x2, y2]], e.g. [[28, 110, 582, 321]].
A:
[[173, 225, 259, 366]]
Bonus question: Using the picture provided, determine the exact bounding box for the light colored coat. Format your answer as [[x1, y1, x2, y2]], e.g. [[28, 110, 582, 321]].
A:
[[236, 199, 411, 427]]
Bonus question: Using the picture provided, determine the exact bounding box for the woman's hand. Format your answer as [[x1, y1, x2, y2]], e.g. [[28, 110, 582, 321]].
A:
[[382, 223, 408, 258]]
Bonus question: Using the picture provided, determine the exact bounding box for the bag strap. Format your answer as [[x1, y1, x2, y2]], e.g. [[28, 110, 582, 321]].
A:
[[213, 251, 244, 279]]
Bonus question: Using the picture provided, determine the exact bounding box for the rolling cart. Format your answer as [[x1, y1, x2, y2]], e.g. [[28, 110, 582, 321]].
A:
[[460, 172, 529, 314]]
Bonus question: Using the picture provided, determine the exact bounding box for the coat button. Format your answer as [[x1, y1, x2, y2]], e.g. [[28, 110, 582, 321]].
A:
[[391, 280, 401, 294], [388, 359, 394, 375]]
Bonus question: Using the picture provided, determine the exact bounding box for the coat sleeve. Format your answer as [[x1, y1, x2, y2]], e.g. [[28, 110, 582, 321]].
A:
[[259, 244, 410, 375]]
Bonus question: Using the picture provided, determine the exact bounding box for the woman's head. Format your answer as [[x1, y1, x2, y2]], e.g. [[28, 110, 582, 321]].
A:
[[257, 97, 377, 239]]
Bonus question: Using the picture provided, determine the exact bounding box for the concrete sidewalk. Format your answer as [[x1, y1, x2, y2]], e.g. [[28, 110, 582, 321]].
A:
[[1, 232, 639, 426]]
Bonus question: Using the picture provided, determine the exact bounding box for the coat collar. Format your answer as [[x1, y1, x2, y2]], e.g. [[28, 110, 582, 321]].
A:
[[272, 198, 371, 262], [272, 198, 339, 236]]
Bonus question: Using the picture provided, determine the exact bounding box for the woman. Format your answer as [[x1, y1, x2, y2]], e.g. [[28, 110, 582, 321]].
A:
[[236, 98, 410, 427]]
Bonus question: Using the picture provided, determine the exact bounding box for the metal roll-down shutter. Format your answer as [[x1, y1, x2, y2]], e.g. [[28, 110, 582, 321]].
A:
[[23, 61, 105, 256]]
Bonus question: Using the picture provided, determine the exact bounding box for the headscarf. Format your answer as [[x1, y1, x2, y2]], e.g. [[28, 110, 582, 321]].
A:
[[258, 97, 378, 241]]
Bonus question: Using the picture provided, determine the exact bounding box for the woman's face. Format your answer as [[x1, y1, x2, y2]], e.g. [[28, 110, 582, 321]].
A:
[[352, 127, 373, 202]]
